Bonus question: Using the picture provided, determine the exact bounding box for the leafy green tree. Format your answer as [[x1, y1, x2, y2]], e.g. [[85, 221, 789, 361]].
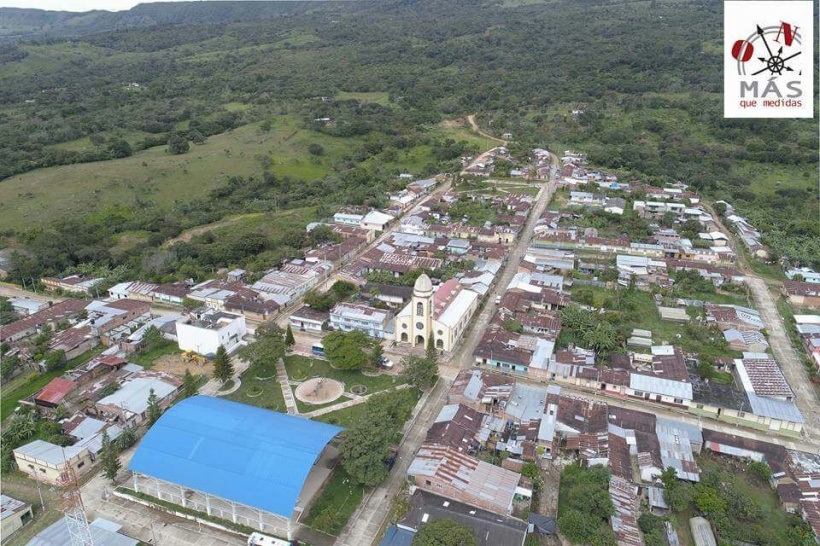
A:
[[340, 391, 416, 486], [43, 349, 66, 372], [323, 330, 371, 370], [100, 431, 121, 483], [694, 484, 728, 515], [146, 388, 162, 426], [308, 143, 325, 156], [331, 281, 356, 299], [401, 355, 438, 390], [311, 506, 339, 533], [557, 509, 595, 544], [582, 321, 620, 354], [3, 413, 36, 444], [0, 296, 17, 325], [502, 319, 524, 333], [370, 341, 384, 368], [748, 460, 772, 482], [339, 409, 394, 485], [106, 138, 132, 158], [1, 353, 19, 381], [285, 324, 296, 347], [115, 427, 138, 450], [182, 368, 198, 399], [426, 335, 437, 361], [304, 291, 337, 312], [665, 481, 694, 512], [411, 518, 477, 546], [240, 323, 287, 376], [212, 345, 233, 382], [697, 359, 715, 380], [167, 133, 190, 155], [660, 211, 676, 227]]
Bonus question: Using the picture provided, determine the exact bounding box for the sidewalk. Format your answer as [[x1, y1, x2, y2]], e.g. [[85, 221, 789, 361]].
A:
[[276, 358, 298, 415]]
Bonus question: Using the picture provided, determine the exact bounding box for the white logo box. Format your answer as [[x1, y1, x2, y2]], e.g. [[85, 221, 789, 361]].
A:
[[724, 1, 814, 118]]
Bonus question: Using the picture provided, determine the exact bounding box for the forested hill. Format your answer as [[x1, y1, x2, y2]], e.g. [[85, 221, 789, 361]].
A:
[[0, 0, 817, 282], [0, 1, 348, 41]]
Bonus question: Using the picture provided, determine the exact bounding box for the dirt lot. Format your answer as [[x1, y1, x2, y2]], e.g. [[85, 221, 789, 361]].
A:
[[153, 353, 213, 378], [439, 118, 465, 128]]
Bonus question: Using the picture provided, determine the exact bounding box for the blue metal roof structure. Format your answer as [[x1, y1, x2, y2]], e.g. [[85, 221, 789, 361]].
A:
[[129, 396, 343, 518]]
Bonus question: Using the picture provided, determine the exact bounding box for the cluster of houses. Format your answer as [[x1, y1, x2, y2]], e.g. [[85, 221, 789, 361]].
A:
[[469, 156, 807, 439], [382, 370, 545, 546], [289, 189, 537, 353], [11, 350, 181, 485], [794, 315, 820, 370], [718, 200, 770, 260], [389, 367, 820, 545], [460, 146, 551, 180], [557, 151, 622, 190]]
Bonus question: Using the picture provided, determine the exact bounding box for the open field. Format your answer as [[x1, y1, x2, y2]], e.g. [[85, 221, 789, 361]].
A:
[[127, 340, 179, 369], [0, 114, 486, 232], [0, 116, 357, 230], [336, 91, 391, 106]]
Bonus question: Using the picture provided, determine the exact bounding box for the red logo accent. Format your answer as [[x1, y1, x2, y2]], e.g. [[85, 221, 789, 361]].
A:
[[774, 22, 798, 46], [731, 40, 755, 62]]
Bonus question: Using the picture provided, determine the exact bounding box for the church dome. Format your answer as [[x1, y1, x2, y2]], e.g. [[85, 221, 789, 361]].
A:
[[414, 273, 433, 296]]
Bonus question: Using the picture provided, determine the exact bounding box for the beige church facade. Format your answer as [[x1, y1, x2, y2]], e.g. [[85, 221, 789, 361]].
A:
[[394, 274, 479, 352]]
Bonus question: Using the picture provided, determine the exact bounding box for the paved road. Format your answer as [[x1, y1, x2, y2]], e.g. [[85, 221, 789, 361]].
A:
[[0, 282, 66, 303], [336, 379, 449, 546], [530, 376, 819, 454], [335, 153, 558, 546], [82, 450, 245, 546]]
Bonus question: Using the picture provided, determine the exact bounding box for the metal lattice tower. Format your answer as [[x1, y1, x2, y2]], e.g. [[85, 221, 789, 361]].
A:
[[60, 453, 94, 546]]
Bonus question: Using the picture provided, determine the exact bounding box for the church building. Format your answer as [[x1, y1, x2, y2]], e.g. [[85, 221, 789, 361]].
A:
[[394, 274, 479, 352]]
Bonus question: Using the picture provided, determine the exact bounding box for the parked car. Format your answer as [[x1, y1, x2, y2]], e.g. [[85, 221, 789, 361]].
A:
[[379, 357, 394, 369]]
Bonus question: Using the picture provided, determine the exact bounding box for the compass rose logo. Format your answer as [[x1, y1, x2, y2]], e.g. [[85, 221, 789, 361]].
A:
[[731, 23, 802, 77], [723, 1, 813, 119]]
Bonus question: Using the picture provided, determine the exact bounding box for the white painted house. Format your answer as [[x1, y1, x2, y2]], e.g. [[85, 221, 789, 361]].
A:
[[176, 310, 246, 356]]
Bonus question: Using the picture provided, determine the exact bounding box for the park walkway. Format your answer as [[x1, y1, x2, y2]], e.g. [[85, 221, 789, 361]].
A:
[[276, 358, 299, 414], [301, 384, 412, 419]]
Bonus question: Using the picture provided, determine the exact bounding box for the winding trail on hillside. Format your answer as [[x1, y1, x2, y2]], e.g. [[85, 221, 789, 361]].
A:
[[466, 114, 507, 145]]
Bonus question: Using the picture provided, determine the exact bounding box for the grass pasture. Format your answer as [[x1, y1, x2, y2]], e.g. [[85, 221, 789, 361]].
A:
[[0, 116, 358, 230]]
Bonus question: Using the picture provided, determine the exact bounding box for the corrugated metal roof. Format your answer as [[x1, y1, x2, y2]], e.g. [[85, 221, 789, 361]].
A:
[[26, 517, 137, 546], [35, 378, 76, 406], [128, 396, 342, 518], [97, 376, 177, 415], [1, 495, 28, 520], [14, 440, 86, 465]]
